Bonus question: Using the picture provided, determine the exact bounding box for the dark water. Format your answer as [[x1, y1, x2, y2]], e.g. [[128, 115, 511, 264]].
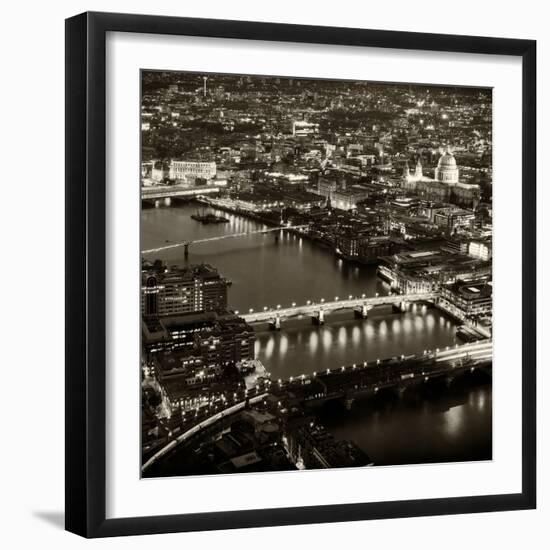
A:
[[319, 377, 492, 465], [142, 203, 387, 313], [142, 203, 492, 466], [254, 307, 458, 380]]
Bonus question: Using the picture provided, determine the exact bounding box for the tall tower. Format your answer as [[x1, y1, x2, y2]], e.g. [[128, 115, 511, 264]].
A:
[[414, 156, 423, 179], [402, 160, 410, 179], [325, 191, 333, 211], [202, 76, 208, 98]]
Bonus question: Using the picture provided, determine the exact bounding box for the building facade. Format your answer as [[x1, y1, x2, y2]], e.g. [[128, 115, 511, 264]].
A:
[[402, 148, 480, 209], [468, 240, 492, 261], [377, 249, 491, 294], [336, 233, 392, 263], [315, 177, 369, 210], [433, 207, 476, 232], [142, 263, 228, 317], [168, 160, 217, 182], [440, 279, 492, 321], [292, 120, 319, 137]]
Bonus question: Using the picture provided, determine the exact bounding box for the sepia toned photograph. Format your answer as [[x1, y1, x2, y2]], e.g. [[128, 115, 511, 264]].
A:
[[140, 70, 493, 478]]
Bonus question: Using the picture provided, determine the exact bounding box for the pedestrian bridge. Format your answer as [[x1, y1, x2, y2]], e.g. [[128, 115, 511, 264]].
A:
[[141, 225, 309, 255]]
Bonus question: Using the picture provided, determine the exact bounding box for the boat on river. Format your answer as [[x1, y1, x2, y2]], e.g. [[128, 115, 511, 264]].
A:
[[190, 211, 229, 224]]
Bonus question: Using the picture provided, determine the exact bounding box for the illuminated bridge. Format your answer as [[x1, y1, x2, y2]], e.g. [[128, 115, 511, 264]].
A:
[[141, 184, 222, 202], [277, 339, 492, 409], [142, 340, 491, 471], [241, 292, 438, 328], [141, 225, 309, 256]]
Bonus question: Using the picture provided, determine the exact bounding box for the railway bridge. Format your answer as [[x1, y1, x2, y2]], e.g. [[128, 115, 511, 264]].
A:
[[276, 340, 492, 409]]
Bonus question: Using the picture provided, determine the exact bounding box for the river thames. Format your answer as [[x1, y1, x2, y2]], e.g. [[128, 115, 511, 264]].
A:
[[142, 202, 492, 465]]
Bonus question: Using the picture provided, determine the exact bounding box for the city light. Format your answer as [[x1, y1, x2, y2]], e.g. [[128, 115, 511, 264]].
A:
[[140, 70, 493, 477]]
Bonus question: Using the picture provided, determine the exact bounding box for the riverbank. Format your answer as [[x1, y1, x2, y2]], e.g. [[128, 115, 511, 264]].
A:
[[196, 196, 343, 254]]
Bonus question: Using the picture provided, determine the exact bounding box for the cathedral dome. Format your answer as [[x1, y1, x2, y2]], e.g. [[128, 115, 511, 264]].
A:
[[435, 149, 459, 185], [437, 152, 457, 169]]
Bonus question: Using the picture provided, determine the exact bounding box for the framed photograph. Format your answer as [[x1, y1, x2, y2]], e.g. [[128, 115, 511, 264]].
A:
[[65, 11, 536, 538]]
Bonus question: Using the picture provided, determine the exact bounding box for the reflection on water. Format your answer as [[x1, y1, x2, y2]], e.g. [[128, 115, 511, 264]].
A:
[[142, 203, 492, 466], [319, 378, 492, 465], [254, 309, 457, 380], [142, 203, 388, 312]]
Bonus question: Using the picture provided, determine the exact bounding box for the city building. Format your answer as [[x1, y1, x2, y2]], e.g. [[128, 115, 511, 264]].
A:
[[140, 71, 494, 475], [195, 314, 256, 367], [168, 160, 217, 183], [284, 420, 372, 469], [377, 248, 491, 294], [142, 311, 256, 366], [468, 239, 493, 261], [336, 232, 392, 263], [142, 263, 228, 317], [292, 120, 319, 137], [402, 148, 481, 209], [440, 279, 493, 322], [315, 176, 369, 210], [432, 207, 475, 233], [443, 236, 471, 255]]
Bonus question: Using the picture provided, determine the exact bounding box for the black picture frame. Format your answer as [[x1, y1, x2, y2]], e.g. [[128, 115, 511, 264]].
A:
[[65, 11, 536, 538]]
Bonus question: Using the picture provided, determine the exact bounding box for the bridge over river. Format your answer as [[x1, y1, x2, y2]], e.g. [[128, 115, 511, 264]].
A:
[[142, 340, 491, 472], [279, 339, 492, 409], [141, 224, 309, 257], [241, 292, 438, 328], [141, 184, 222, 202]]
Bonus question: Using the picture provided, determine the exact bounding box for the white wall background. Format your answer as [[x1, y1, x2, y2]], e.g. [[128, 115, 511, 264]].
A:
[[0, 0, 547, 547]]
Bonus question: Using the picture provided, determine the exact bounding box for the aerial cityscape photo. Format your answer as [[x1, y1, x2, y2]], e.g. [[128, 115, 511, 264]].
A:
[[140, 71, 493, 478]]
